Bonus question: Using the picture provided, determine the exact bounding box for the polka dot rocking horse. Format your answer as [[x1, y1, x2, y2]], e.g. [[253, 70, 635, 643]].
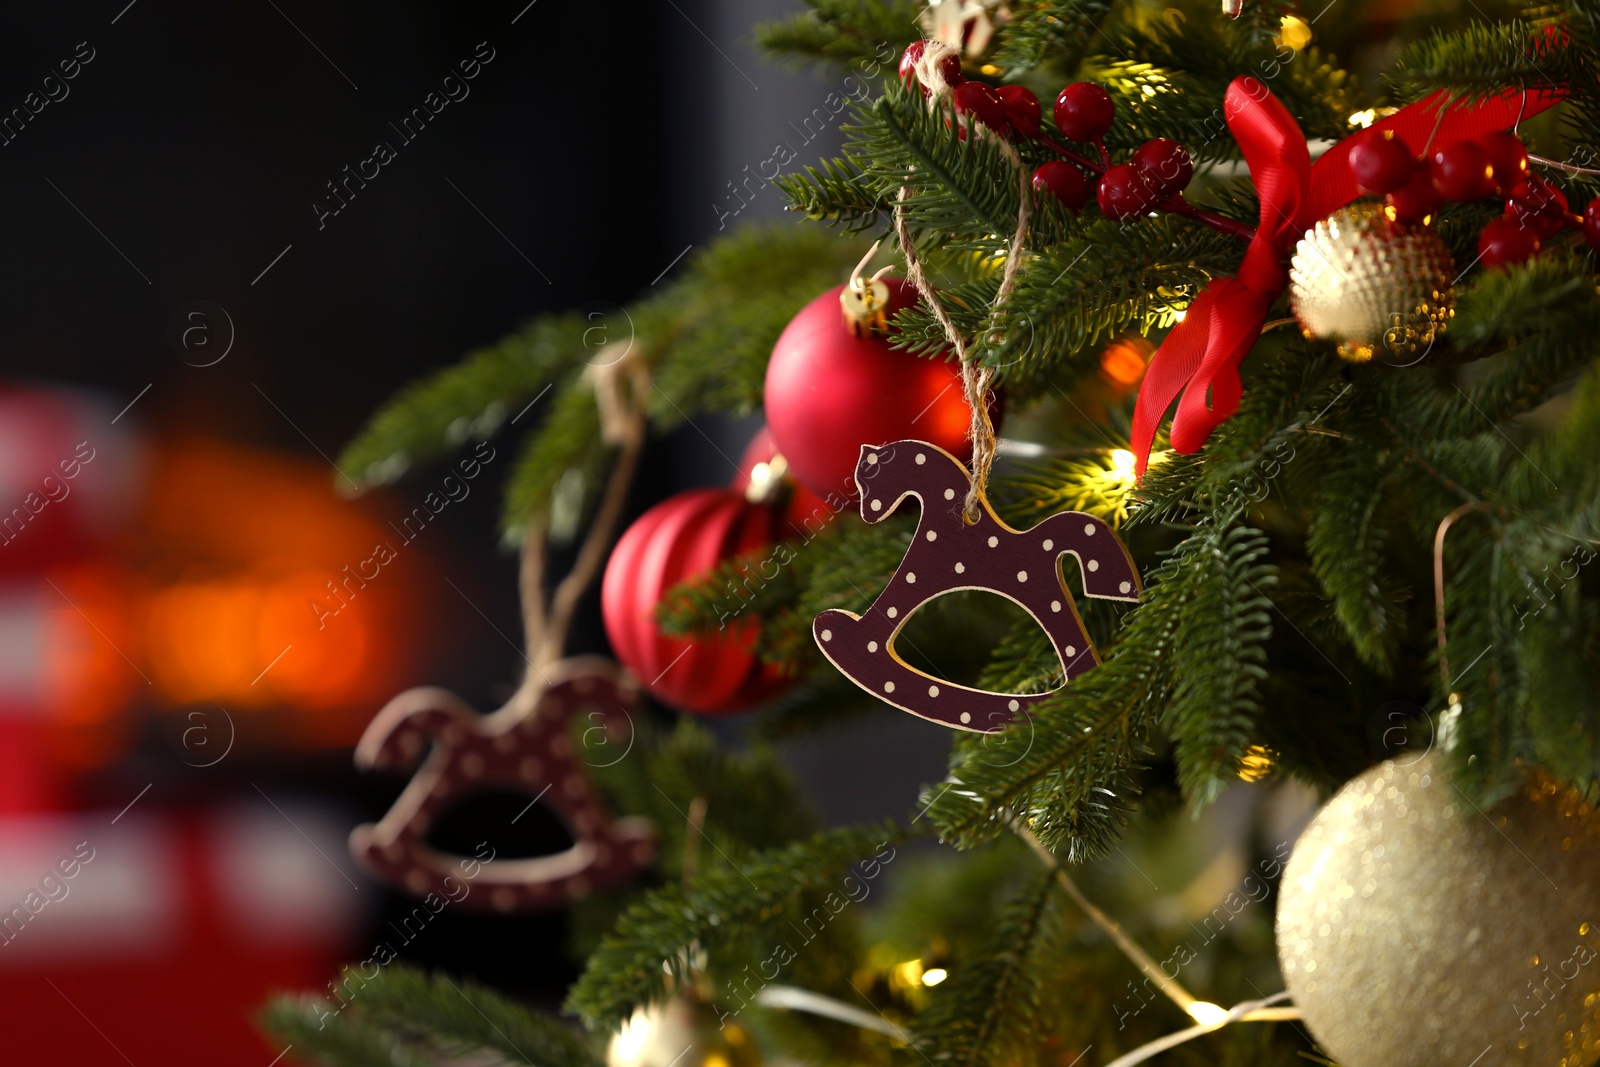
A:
[[813, 440, 1141, 733], [349, 657, 657, 911]]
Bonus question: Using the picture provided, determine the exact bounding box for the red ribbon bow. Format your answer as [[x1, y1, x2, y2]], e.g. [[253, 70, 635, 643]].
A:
[[1130, 76, 1564, 476]]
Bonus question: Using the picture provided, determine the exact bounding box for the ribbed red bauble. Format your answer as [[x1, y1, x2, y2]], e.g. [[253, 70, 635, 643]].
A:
[[602, 489, 789, 715], [763, 279, 981, 501]]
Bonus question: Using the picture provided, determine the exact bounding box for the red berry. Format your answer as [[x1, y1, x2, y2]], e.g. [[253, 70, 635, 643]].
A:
[[1478, 215, 1541, 269], [1386, 167, 1445, 224], [1054, 82, 1114, 142], [1506, 174, 1570, 239], [1429, 141, 1495, 202], [1031, 161, 1093, 212], [1347, 130, 1415, 194], [899, 40, 962, 92], [952, 82, 1008, 134], [996, 85, 1041, 138], [1131, 138, 1193, 195], [1480, 132, 1529, 195], [1583, 197, 1600, 250], [1097, 164, 1158, 221]]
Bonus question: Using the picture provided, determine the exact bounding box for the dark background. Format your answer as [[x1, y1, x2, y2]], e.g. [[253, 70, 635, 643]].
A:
[[0, 0, 950, 1017]]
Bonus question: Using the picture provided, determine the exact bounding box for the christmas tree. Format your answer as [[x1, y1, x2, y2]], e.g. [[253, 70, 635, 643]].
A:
[[264, 1, 1600, 1064]]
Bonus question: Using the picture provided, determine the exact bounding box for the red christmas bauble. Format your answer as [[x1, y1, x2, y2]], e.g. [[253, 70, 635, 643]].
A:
[[602, 489, 789, 715], [731, 425, 840, 537], [763, 280, 979, 501]]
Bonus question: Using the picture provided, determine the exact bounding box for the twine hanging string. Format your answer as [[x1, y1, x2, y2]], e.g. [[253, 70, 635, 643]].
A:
[[897, 39, 1031, 523], [509, 341, 649, 711]]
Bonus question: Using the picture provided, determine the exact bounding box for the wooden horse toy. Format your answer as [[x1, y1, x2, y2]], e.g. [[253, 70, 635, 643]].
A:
[[349, 656, 656, 912], [813, 440, 1142, 733]]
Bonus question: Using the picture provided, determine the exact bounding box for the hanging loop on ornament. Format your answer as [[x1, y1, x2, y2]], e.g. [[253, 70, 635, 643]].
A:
[[892, 119, 1030, 523], [842, 239, 893, 337]]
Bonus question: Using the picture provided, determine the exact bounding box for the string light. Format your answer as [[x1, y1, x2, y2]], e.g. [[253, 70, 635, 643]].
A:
[[921, 967, 948, 987], [1111, 449, 1137, 474], [1186, 1002, 1230, 1027], [1276, 15, 1312, 51]]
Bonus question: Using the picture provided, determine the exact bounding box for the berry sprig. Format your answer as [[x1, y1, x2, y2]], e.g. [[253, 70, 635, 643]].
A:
[[1345, 126, 1596, 270], [897, 44, 1254, 243]]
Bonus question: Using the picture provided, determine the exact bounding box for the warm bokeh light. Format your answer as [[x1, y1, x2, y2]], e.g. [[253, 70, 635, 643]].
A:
[[1099, 336, 1152, 391]]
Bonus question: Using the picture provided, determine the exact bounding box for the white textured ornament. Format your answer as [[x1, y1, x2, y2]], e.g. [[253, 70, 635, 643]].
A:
[[1277, 751, 1600, 1067], [1288, 202, 1455, 364]]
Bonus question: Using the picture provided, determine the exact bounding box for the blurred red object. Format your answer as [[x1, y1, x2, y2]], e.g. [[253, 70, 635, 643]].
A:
[[0, 387, 140, 578], [0, 803, 363, 1064]]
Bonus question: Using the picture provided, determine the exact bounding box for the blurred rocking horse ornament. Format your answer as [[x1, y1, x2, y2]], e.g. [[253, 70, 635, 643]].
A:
[[812, 441, 1141, 733], [350, 344, 659, 910]]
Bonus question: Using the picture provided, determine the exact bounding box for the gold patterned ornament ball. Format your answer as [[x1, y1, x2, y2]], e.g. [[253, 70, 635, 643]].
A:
[[1276, 751, 1600, 1067], [607, 997, 761, 1067], [1287, 202, 1455, 364]]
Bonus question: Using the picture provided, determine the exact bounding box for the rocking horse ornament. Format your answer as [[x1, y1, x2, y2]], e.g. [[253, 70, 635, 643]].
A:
[[350, 347, 659, 910], [812, 440, 1141, 733], [348, 658, 656, 912]]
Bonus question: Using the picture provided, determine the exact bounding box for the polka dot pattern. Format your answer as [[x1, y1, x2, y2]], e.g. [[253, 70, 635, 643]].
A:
[[349, 660, 658, 913], [809, 439, 1143, 734]]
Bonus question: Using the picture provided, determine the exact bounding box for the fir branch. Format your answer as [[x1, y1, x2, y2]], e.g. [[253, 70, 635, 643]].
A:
[[754, 0, 920, 70], [359, 966, 602, 1067], [1162, 523, 1275, 807], [1390, 18, 1576, 103], [776, 157, 890, 232], [259, 997, 412, 1067], [565, 823, 909, 1028], [340, 315, 585, 488], [912, 873, 1065, 1067], [1305, 446, 1406, 673], [500, 378, 606, 541], [990, 0, 1116, 76]]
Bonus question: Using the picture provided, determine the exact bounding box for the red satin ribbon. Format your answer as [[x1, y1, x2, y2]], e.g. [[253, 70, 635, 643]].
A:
[[1130, 76, 1564, 475]]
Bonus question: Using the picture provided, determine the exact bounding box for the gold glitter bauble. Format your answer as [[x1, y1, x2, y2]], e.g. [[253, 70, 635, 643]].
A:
[[1287, 202, 1455, 364], [607, 997, 761, 1067], [1277, 752, 1600, 1067]]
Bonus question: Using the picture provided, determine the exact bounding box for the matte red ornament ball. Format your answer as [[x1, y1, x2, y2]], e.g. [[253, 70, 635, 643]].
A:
[[601, 489, 790, 715], [1131, 138, 1193, 195], [1479, 131, 1529, 196], [1032, 161, 1093, 212], [1097, 163, 1159, 220], [1507, 174, 1571, 239], [1429, 141, 1495, 202], [995, 85, 1041, 138], [1584, 198, 1600, 251], [953, 82, 1008, 133], [764, 279, 982, 501], [1387, 167, 1445, 224], [1347, 130, 1415, 194], [1053, 82, 1114, 142], [1478, 215, 1541, 269]]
